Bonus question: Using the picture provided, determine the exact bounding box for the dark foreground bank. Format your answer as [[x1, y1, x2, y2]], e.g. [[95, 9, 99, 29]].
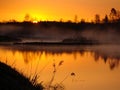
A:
[[0, 62, 43, 90]]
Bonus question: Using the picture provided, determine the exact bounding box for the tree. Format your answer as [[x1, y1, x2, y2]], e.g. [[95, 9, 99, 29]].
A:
[[80, 18, 85, 23], [74, 15, 78, 23], [95, 14, 100, 23], [24, 14, 30, 22], [103, 15, 109, 23], [109, 8, 120, 22], [110, 8, 117, 21]]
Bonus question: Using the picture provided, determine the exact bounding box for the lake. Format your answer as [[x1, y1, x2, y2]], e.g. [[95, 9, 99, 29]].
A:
[[0, 44, 120, 90]]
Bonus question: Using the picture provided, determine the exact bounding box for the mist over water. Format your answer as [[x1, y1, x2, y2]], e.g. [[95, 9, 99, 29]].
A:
[[0, 25, 22, 36], [0, 23, 120, 90], [0, 25, 76, 42], [0, 24, 120, 44], [0, 5, 120, 90], [81, 28, 120, 44]]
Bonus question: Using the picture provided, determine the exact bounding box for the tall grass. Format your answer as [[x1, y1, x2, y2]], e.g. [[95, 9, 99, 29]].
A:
[[0, 61, 43, 90], [1, 59, 76, 90]]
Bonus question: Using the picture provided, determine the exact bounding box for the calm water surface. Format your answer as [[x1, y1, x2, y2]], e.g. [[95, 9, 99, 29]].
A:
[[0, 45, 120, 90]]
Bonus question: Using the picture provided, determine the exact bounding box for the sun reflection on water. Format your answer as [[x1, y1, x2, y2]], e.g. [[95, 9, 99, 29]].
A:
[[0, 45, 120, 90]]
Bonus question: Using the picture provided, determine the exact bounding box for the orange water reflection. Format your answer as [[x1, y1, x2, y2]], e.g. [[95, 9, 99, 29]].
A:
[[0, 45, 120, 90]]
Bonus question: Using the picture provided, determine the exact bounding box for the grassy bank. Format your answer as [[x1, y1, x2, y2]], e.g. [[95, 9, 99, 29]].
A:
[[0, 62, 43, 90]]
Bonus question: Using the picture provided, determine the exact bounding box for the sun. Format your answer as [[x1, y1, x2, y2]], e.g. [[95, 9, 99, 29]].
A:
[[32, 20, 38, 24]]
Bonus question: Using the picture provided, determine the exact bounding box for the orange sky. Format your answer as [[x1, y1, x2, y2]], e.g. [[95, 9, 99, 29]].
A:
[[0, 0, 120, 22]]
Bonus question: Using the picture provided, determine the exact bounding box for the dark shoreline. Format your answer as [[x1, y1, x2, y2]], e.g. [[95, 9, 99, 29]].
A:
[[0, 62, 43, 90], [14, 41, 99, 46]]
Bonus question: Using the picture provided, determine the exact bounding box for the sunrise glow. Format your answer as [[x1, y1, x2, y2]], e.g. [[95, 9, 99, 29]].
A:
[[32, 20, 38, 24], [0, 0, 120, 22]]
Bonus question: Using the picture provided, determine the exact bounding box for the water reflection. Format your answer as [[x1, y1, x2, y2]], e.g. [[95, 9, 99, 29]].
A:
[[0, 45, 120, 90], [93, 52, 120, 70], [0, 45, 120, 70]]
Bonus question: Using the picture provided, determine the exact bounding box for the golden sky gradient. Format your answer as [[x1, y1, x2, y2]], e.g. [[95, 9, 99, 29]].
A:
[[0, 0, 120, 22]]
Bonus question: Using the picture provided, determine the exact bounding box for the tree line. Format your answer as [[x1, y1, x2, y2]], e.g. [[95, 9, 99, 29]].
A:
[[1, 8, 120, 24], [95, 8, 120, 23]]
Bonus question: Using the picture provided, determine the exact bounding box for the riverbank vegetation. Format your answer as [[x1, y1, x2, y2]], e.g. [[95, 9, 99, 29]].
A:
[[0, 61, 43, 90]]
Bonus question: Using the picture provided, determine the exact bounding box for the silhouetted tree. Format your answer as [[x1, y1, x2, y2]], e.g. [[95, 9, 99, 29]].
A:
[[109, 8, 120, 22], [80, 18, 85, 23], [110, 8, 117, 21], [60, 18, 63, 22], [103, 15, 109, 23], [24, 14, 30, 22], [95, 14, 100, 23], [74, 15, 78, 23], [9, 19, 17, 23]]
